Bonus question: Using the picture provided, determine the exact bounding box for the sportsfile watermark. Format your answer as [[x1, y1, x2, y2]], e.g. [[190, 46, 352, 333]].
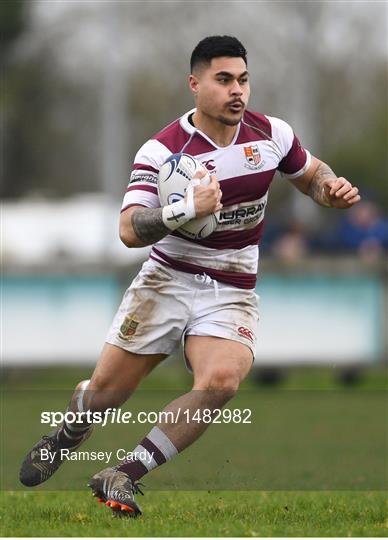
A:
[[41, 407, 252, 427], [3, 389, 386, 491]]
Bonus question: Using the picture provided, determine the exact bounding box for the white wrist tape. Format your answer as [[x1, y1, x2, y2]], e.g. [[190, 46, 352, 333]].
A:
[[162, 184, 197, 230]]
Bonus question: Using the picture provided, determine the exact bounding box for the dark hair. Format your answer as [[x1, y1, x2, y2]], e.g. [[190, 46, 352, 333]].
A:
[[190, 35, 247, 72]]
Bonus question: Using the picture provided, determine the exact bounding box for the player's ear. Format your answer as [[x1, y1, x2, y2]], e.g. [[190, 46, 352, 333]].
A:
[[188, 74, 199, 96]]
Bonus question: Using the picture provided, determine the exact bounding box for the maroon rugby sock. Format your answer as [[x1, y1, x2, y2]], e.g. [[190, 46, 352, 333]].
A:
[[116, 426, 178, 481]]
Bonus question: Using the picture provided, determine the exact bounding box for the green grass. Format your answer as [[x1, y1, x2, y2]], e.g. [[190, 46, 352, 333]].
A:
[[1, 365, 387, 536], [2, 386, 386, 491], [0, 490, 387, 537]]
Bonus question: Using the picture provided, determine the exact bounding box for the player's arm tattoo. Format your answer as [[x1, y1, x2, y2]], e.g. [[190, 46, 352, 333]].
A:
[[131, 207, 170, 245], [307, 162, 337, 207]]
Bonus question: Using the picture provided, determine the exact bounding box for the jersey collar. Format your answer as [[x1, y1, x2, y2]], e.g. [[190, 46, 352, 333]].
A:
[[179, 108, 241, 150]]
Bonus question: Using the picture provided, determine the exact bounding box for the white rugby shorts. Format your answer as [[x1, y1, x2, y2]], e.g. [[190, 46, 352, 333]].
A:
[[106, 259, 259, 366]]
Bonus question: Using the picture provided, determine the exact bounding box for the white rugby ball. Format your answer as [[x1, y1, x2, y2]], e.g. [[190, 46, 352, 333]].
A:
[[158, 153, 219, 240]]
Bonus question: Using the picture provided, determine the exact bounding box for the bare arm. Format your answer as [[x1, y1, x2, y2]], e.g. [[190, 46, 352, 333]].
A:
[[119, 206, 169, 247], [289, 156, 361, 208]]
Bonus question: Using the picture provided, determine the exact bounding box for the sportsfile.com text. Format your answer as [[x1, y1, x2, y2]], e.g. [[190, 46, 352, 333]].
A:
[[41, 408, 252, 427]]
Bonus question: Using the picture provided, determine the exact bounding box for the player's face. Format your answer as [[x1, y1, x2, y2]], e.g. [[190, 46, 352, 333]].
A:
[[190, 57, 250, 126]]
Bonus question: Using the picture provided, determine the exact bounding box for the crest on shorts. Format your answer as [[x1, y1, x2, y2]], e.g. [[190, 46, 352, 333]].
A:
[[244, 145, 263, 170], [119, 315, 139, 340]]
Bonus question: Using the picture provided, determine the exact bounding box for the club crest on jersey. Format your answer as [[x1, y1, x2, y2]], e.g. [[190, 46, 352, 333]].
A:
[[119, 315, 139, 341], [244, 145, 263, 170]]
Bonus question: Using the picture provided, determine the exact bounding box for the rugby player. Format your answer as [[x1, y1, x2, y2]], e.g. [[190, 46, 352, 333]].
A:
[[20, 35, 361, 516]]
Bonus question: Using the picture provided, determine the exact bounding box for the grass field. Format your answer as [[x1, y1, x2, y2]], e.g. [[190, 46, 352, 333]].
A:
[[1, 365, 387, 536], [1, 490, 387, 536]]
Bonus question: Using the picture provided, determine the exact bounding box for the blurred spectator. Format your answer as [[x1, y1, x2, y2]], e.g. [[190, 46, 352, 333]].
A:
[[333, 200, 388, 261], [271, 220, 310, 262]]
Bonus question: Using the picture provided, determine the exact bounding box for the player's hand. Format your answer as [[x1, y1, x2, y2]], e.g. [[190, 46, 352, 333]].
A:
[[189, 171, 223, 218], [323, 177, 361, 209]]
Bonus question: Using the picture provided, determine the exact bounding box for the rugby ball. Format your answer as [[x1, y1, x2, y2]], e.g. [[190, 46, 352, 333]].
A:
[[158, 153, 219, 240]]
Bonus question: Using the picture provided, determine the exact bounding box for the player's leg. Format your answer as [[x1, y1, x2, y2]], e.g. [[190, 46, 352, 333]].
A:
[[89, 336, 252, 517], [140, 335, 253, 452], [20, 258, 189, 490], [71, 343, 165, 412], [19, 344, 166, 487], [57, 343, 166, 445]]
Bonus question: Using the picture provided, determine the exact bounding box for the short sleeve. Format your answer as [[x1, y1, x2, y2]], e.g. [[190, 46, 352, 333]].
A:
[[266, 116, 311, 178], [121, 139, 171, 213]]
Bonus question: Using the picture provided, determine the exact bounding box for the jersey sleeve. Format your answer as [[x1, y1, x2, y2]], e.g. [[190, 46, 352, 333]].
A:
[[121, 139, 171, 213], [267, 116, 311, 179]]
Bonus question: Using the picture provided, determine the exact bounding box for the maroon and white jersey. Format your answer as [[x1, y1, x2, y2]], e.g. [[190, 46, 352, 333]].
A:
[[122, 108, 311, 289]]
